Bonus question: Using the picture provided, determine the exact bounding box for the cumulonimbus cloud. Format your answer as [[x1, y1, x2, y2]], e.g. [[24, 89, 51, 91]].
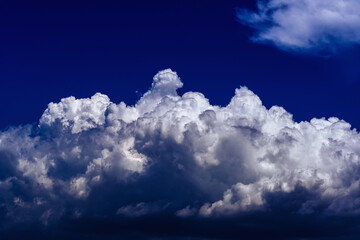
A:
[[1, 69, 360, 239], [237, 0, 360, 53]]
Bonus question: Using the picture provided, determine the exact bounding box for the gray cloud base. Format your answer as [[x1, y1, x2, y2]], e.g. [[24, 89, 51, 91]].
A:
[[1, 69, 360, 239]]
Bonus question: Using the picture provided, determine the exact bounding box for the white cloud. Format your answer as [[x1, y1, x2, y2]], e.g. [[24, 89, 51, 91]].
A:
[[1, 69, 360, 238], [238, 0, 360, 53], [40, 92, 110, 134]]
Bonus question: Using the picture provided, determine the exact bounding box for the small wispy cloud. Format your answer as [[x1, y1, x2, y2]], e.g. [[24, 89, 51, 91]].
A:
[[237, 0, 360, 54]]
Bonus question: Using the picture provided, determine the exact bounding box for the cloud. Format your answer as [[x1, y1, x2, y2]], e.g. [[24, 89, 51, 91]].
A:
[[1, 69, 360, 239], [237, 0, 360, 53]]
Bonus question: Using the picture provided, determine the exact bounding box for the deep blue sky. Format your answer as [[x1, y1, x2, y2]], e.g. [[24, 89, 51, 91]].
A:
[[1, 0, 360, 129]]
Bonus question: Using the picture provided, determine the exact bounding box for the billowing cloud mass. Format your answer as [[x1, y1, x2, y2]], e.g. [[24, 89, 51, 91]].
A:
[[1, 69, 360, 239], [237, 0, 360, 53]]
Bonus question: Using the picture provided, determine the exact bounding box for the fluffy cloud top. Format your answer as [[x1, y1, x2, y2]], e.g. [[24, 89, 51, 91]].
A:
[[1, 69, 360, 239], [237, 0, 360, 53]]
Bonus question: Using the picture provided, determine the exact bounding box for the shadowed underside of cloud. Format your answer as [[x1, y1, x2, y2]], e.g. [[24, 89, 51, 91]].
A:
[[1, 69, 360, 239], [237, 0, 360, 54]]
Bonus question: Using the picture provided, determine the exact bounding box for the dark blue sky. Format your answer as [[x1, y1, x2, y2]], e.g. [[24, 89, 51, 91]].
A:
[[3, 2, 360, 239], [1, 0, 360, 129]]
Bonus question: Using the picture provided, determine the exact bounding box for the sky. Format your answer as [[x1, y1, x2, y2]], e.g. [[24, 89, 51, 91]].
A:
[[1, 0, 360, 239], [2, 0, 360, 130]]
